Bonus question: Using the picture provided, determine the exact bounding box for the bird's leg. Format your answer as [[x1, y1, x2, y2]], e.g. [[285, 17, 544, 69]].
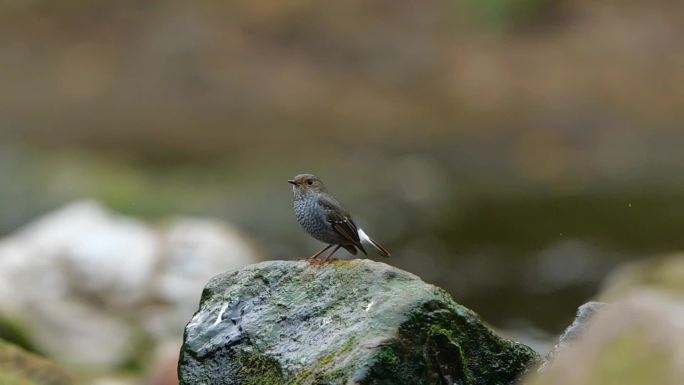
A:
[[322, 245, 342, 263], [308, 244, 333, 260]]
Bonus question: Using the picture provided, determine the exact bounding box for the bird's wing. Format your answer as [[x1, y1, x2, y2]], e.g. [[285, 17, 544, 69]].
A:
[[318, 194, 367, 254]]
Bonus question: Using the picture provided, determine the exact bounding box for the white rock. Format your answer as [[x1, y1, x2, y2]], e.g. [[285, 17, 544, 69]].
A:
[[0, 200, 259, 370], [145, 217, 259, 339]]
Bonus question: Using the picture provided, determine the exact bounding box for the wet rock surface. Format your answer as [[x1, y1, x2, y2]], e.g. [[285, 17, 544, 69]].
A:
[[178, 259, 539, 385]]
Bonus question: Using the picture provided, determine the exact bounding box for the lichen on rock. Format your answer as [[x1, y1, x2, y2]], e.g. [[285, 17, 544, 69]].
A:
[[178, 259, 539, 385]]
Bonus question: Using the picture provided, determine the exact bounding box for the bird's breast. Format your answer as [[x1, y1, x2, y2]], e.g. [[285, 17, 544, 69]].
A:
[[293, 195, 340, 243]]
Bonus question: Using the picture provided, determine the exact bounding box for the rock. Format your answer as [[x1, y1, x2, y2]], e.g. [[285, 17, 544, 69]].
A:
[[148, 217, 258, 340], [599, 253, 684, 300], [539, 301, 606, 372], [179, 259, 539, 385], [0, 339, 75, 385], [0, 200, 259, 370], [0, 201, 153, 367], [526, 290, 684, 385]]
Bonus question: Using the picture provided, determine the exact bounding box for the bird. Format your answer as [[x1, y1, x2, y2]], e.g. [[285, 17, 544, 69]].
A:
[[289, 173, 391, 262]]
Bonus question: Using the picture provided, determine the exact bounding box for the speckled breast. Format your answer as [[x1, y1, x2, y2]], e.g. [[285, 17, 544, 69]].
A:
[[293, 194, 345, 244]]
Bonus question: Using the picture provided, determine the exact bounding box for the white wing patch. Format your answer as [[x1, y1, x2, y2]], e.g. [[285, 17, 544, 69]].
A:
[[358, 228, 371, 243]]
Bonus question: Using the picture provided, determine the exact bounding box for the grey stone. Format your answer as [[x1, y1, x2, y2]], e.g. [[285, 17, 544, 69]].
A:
[[0, 200, 259, 370], [540, 301, 606, 372], [179, 259, 539, 385], [526, 291, 684, 385]]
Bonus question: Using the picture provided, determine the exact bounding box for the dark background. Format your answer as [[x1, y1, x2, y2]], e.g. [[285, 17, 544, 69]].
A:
[[1, 0, 683, 344]]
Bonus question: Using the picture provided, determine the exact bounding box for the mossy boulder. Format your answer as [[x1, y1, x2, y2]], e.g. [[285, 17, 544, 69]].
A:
[[599, 252, 684, 299], [0, 339, 75, 385], [178, 259, 539, 385], [526, 291, 684, 385]]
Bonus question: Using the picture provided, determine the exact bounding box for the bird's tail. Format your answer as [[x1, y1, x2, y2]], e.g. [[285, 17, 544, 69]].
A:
[[358, 228, 391, 258]]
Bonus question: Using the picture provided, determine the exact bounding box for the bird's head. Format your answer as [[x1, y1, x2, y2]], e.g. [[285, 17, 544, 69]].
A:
[[288, 174, 326, 194]]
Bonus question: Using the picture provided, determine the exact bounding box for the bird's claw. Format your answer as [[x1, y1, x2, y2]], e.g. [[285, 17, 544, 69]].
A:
[[307, 257, 338, 266]]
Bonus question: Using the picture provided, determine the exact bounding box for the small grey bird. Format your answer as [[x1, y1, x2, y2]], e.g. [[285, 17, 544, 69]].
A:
[[289, 173, 390, 262]]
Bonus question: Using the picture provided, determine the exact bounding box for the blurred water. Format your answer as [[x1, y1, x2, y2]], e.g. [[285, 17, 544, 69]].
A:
[[1, 145, 682, 335]]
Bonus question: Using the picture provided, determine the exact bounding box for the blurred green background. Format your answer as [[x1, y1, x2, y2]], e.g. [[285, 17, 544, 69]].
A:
[[1, 0, 683, 353]]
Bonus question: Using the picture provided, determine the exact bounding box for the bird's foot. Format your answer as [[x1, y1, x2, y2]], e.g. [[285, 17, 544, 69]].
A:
[[321, 256, 339, 264], [307, 257, 340, 266]]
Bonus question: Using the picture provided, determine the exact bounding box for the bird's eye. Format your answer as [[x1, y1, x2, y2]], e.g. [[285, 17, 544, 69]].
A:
[[306, 179, 314, 185]]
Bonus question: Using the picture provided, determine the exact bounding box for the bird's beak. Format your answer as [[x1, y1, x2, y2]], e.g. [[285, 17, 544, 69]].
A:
[[288, 180, 296, 185]]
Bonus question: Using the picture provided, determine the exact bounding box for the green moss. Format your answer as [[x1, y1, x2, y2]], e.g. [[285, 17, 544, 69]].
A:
[[329, 260, 354, 268], [232, 352, 285, 385], [364, 324, 473, 385], [319, 354, 334, 367], [327, 367, 348, 382], [290, 369, 314, 385], [426, 326, 473, 385], [382, 300, 539, 385], [291, 337, 358, 385], [428, 325, 454, 339], [376, 346, 401, 367], [338, 337, 355, 354]]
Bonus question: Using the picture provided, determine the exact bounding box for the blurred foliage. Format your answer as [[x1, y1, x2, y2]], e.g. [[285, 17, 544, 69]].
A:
[[0, 339, 74, 385], [589, 331, 668, 385], [1, 0, 684, 156], [462, 0, 555, 30], [0, 317, 38, 354], [115, 328, 156, 374]]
